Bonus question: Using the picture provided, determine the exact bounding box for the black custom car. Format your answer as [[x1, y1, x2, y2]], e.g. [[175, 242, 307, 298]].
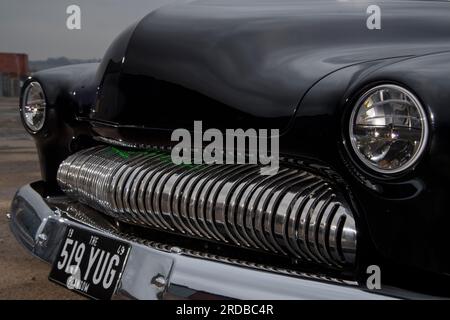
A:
[[9, 0, 450, 299]]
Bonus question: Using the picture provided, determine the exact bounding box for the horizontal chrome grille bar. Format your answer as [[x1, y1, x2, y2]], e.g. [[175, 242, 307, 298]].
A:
[[57, 146, 357, 267]]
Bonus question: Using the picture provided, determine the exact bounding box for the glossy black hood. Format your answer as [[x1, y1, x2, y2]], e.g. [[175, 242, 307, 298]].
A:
[[92, 0, 450, 131]]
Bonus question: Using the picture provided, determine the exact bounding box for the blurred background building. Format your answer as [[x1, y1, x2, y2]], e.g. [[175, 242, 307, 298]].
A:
[[0, 52, 29, 97]]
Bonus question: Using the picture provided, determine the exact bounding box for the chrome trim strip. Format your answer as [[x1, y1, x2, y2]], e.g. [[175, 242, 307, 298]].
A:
[[214, 166, 259, 246], [201, 165, 243, 243], [131, 154, 165, 227], [227, 171, 262, 248], [263, 174, 311, 255], [170, 168, 203, 236], [144, 162, 176, 231]]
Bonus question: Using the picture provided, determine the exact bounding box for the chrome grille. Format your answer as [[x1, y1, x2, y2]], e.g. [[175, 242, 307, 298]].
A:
[[57, 146, 357, 267]]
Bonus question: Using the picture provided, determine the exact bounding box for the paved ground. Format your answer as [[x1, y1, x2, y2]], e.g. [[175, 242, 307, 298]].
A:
[[0, 97, 82, 299]]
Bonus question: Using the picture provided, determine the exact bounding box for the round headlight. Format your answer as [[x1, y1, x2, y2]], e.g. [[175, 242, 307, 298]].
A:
[[349, 84, 428, 174], [21, 81, 46, 132]]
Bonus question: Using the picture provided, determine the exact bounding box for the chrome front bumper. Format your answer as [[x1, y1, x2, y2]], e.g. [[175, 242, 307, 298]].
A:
[[8, 182, 394, 300]]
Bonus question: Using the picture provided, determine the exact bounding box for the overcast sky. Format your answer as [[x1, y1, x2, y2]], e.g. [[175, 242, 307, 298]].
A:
[[0, 0, 179, 60]]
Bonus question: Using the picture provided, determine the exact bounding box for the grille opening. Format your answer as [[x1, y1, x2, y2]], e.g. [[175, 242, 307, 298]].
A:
[[56, 145, 358, 273]]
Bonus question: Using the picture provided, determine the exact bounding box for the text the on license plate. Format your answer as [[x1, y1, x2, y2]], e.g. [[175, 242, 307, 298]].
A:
[[55, 228, 128, 293]]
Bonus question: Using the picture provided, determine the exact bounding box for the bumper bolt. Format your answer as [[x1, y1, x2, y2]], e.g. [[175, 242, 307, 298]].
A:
[[37, 233, 48, 246], [151, 274, 167, 290], [170, 246, 182, 254]]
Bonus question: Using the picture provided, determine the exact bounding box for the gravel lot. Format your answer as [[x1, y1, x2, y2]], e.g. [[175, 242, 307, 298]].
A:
[[0, 97, 82, 299]]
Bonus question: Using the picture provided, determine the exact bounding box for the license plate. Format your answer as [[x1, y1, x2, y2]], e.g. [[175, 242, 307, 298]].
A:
[[49, 226, 130, 299]]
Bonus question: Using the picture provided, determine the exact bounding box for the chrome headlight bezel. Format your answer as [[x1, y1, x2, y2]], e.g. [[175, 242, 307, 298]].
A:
[[348, 84, 429, 175], [20, 81, 47, 133]]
